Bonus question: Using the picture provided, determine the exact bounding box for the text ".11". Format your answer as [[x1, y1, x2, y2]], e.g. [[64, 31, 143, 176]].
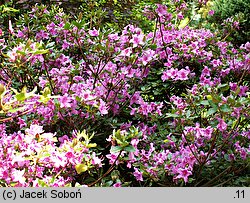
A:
[[235, 190, 245, 199]]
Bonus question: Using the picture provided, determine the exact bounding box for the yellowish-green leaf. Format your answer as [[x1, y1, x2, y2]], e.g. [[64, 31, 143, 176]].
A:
[[86, 143, 97, 148], [206, 95, 213, 100], [178, 17, 189, 29], [75, 164, 88, 174]]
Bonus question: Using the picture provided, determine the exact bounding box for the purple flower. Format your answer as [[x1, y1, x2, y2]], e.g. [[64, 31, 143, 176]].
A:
[[175, 168, 192, 183], [208, 10, 215, 16], [113, 182, 122, 187], [25, 124, 44, 136], [177, 12, 184, 20], [133, 168, 143, 181], [130, 34, 144, 48], [156, 4, 168, 17], [58, 94, 72, 108], [217, 118, 227, 132], [99, 99, 108, 115], [89, 28, 99, 37], [17, 117, 27, 129], [239, 86, 248, 96], [175, 68, 190, 80]]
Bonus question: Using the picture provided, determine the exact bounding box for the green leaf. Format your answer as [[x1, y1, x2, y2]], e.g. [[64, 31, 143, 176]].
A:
[[15, 92, 26, 101], [207, 107, 217, 116], [64, 22, 71, 30], [124, 146, 136, 153], [165, 113, 180, 118], [220, 104, 231, 112], [75, 164, 88, 174], [8, 106, 26, 113], [218, 84, 229, 92], [32, 49, 49, 55], [200, 100, 210, 105], [16, 50, 26, 55], [46, 42, 55, 49], [38, 179, 47, 187], [72, 21, 82, 29], [2, 7, 19, 13], [149, 44, 157, 50], [110, 146, 123, 153]]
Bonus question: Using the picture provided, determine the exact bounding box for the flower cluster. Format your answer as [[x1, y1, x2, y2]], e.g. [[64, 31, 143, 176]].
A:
[[0, 2, 249, 187]]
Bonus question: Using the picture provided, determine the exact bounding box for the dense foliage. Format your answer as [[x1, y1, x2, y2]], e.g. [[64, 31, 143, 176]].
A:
[[209, 0, 250, 46], [0, 0, 249, 187]]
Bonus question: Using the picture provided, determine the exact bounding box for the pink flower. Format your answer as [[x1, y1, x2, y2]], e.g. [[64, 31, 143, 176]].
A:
[[17, 30, 25, 38], [130, 34, 144, 48], [177, 12, 184, 20], [211, 59, 223, 67], [239, 86, 248, 96], [217, 118, 227, 132], [17, 117, 27, 129], [62, 39, 70, 50], [99, 99, 108, 115], [175, 168, 192, 183], [233, 21, 240, 30], [120, 47, 132, 57], [130, 91, 141, 105], [156, 4, 168, 16], [106, 153, 120, 165], [59, 95, 72, 108], [175, 68, 190, 80], [89, 28, 99, 37], [208, 10, 215, 16], [113, 182, 122, 187], [91, 152, 102, 167], [11, 169, 26, 185], [133, 168, 143, 181], [161, 68, 178, 81], [25, 124, 44, 136]]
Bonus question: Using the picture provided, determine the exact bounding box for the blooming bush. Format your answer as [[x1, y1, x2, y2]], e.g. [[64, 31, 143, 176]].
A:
[[0, 1, 249, 187]]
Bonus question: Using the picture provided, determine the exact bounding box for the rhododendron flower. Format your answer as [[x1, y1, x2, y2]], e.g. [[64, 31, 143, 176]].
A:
[[175, 168, 192, 183], [211, 59, 223, 67], [17, 30, 25, 38], [133, 168, 143, 181], [217, 118, 227, 132], [233, 21, 240, 30], [106, 153, 120, 165], [175, 68, 190, 80], [91, 152, 102, 167], [177, 12, 184, 20], [130, 34, 144, 48], [89, 28, 99, 37], [208, 10, 215, 16], [161, 68, 178, 81], [17, 117, 27, 129], [99, 99, 108, 115], [239, 86, 248, 96], [156, 4, 168, 17], [113, 182, 122, 187], [11, 169, 26, 185], [59, 94, 72, 108], [25, 124, 44, 136], [120, 47, 132, 57], [36, 30, 49, 40]]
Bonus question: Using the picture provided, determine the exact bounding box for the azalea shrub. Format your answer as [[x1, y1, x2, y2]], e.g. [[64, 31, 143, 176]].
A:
[[0, 1, 249, 187]]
